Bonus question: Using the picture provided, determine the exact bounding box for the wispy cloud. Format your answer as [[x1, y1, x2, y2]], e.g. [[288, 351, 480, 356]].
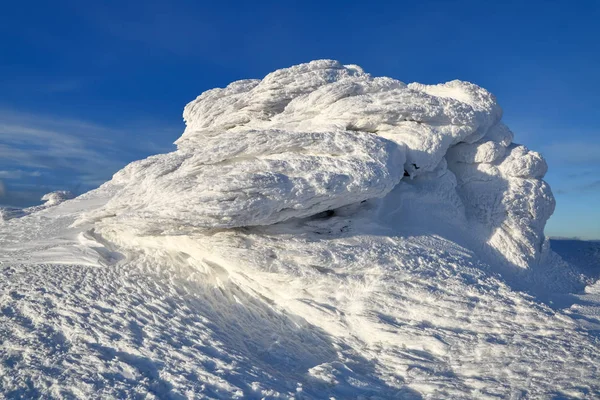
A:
[[554, 179, 600, 195], [544, 141, 600, 197], [0, 111, 127, 177], [566, 170, 596, 179], [0, 170, 41, 179], [543, 141, 600, 165], [0, 77, 86, 95], [0, 108, 179, 206], [0, 109, 177, 175], [580, 180, 600, 192]]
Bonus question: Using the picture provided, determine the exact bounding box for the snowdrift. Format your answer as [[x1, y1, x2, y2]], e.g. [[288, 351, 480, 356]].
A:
[[2, 61, 599, 399]]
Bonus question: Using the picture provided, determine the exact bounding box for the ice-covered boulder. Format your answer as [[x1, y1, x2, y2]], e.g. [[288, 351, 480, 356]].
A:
[[86, 60, 554, 269]]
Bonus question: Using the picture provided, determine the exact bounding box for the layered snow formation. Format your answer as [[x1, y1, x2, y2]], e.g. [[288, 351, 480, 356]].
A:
[[2, 61, 600, 398], [89, 130, 404, 231], [87, 60, 551, 269]]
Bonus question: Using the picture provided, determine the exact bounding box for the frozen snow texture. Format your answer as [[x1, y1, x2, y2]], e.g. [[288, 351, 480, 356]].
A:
[[448, 139, 555, 268], [91, 129, 404, 232], [2, 188, 598, 399], [88, 60, 552, 268], [2, 61, 600, 399]]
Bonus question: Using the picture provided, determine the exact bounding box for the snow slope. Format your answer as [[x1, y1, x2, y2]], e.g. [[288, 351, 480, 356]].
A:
[[1, 60, 599, 399]]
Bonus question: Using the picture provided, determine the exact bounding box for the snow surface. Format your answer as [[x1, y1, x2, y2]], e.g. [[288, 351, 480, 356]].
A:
[[1, 191, 74, 221], [1, 60, 600, 399]]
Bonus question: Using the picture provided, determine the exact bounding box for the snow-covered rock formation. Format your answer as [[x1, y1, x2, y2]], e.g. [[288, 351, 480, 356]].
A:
[[2, 61, 599, 399], [85, 60, 553, 269]]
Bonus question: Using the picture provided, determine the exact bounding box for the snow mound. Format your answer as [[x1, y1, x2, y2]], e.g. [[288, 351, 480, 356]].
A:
[[85, 60, 552, 269], [41, 190, 75, 206]]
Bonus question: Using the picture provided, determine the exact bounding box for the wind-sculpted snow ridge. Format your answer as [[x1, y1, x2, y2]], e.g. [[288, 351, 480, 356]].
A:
[[86, 59, 551, 269]]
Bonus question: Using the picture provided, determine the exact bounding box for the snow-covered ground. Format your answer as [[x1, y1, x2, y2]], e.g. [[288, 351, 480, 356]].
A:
[[1, 60, 599, 399], [0, 191, 74, 222]]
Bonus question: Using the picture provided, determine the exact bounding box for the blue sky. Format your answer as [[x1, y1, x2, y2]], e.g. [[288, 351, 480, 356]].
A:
[[1, 0, 598, 239]]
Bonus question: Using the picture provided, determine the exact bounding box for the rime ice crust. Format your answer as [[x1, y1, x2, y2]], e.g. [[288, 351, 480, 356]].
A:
[[448, 141, 555, 267], [88, 60, 554, 268], [96, 129, 405, 231]]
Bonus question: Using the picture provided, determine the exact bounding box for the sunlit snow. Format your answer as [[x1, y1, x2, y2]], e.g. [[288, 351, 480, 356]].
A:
[[1, 60, 598, 399]]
